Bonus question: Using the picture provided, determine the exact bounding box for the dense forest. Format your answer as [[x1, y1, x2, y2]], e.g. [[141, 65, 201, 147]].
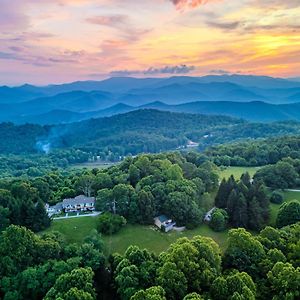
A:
[[0, 151, 299, 299], [4, 110, 300, 163], [0, 222, 298, 299], [0, 110, 300, 299], [0, 152, 218, 231], [0, 150, 90, 178], [0, 110, 242, 156]]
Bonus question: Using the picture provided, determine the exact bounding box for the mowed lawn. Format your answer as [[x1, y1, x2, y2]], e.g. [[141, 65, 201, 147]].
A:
[[46, 217, 228, 255], [103, 224, 228, 255], [218, 166, 261, 180], [44, 217, 99, 244]]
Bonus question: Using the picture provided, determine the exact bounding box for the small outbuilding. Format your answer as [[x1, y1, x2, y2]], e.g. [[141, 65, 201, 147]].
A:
[[154, 215, 176, 232], [204, 207, 216, 222]]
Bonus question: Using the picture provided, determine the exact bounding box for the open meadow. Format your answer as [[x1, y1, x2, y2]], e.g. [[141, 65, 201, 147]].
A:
[[218, 166, 261, 180]]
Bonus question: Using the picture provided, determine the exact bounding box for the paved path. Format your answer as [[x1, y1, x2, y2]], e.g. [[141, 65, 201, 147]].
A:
[[53, 211, 101, 220], [286, 189, 300, 192]]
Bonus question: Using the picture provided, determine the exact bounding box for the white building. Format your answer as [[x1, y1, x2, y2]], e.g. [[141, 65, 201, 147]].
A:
[[62, 195, 95, 212]]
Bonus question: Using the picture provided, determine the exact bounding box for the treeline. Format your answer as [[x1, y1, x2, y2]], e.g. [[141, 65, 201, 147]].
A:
[[0, 149, 90, 178], [4, 110, 300, 165], [200, 121, 300, 149], [206, 136, 300, 166], [2, 222, 298, 299], [215, 174, 269, 231]]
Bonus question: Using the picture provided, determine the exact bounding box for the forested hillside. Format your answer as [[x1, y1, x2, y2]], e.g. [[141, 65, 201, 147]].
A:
[[0, 123, 48, 154], [4, 110, 300, 165], [0, 110, 243, 156], [56, 110, 242, 154]]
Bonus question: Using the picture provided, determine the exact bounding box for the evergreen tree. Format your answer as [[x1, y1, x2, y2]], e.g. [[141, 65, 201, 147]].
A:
[[215, 178, 229, 208], [20, 200, 37, 231], [247, 197, 263, 231], [255, 183, 270, 222], [34, 200, 51, 232], [237, 181, 249, 199], [231, 193, 248, 228], [227, 189, 238, 221], [241, 172, 251, 188]]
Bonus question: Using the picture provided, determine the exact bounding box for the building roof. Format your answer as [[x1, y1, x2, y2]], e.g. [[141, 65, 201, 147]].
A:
[[62, 195, 95, 207], [53, 202, 63, 210], [156, 215, 169, 223]]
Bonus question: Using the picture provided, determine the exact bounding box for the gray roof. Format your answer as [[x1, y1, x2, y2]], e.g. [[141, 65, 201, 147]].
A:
[[62, 195, 95, 207], [53, 202, 63, 210], [156, 215, 169, 223]]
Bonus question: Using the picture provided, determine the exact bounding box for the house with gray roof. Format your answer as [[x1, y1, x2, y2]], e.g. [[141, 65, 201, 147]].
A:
[[62, 195, 95, 212], [154, 215, 176, 232]]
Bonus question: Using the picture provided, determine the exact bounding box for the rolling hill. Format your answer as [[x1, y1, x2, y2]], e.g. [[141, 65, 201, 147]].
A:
[[11, 100, 300, 125], [3, 109, 300, 159]]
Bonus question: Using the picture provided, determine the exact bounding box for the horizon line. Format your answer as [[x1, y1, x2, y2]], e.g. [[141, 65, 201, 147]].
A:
[[2, 73, 300, 88]]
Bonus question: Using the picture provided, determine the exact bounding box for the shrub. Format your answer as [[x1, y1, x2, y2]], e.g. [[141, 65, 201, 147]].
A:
[[97, 212, 126, 235], [276, 200, 300, 228], [209, 209, 228, 232], [270, 191, 284, 204]]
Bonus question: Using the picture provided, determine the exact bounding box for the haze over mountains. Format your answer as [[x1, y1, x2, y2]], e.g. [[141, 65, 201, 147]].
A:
[[2, 74, 300, 124]]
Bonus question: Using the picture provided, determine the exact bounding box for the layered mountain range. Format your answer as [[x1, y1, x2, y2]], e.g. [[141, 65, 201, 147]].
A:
[[2, 74, 300, 124]]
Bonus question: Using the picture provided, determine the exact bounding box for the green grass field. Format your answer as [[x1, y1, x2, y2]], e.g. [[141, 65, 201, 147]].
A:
[[44, 217, 99, 244], [46, 217, 228, 255], [103, 224, 228, 255], [218, 166, 261, 180]]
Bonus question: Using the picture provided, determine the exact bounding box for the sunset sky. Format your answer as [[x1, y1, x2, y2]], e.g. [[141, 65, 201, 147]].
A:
[[1, 0, 300, 85]]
